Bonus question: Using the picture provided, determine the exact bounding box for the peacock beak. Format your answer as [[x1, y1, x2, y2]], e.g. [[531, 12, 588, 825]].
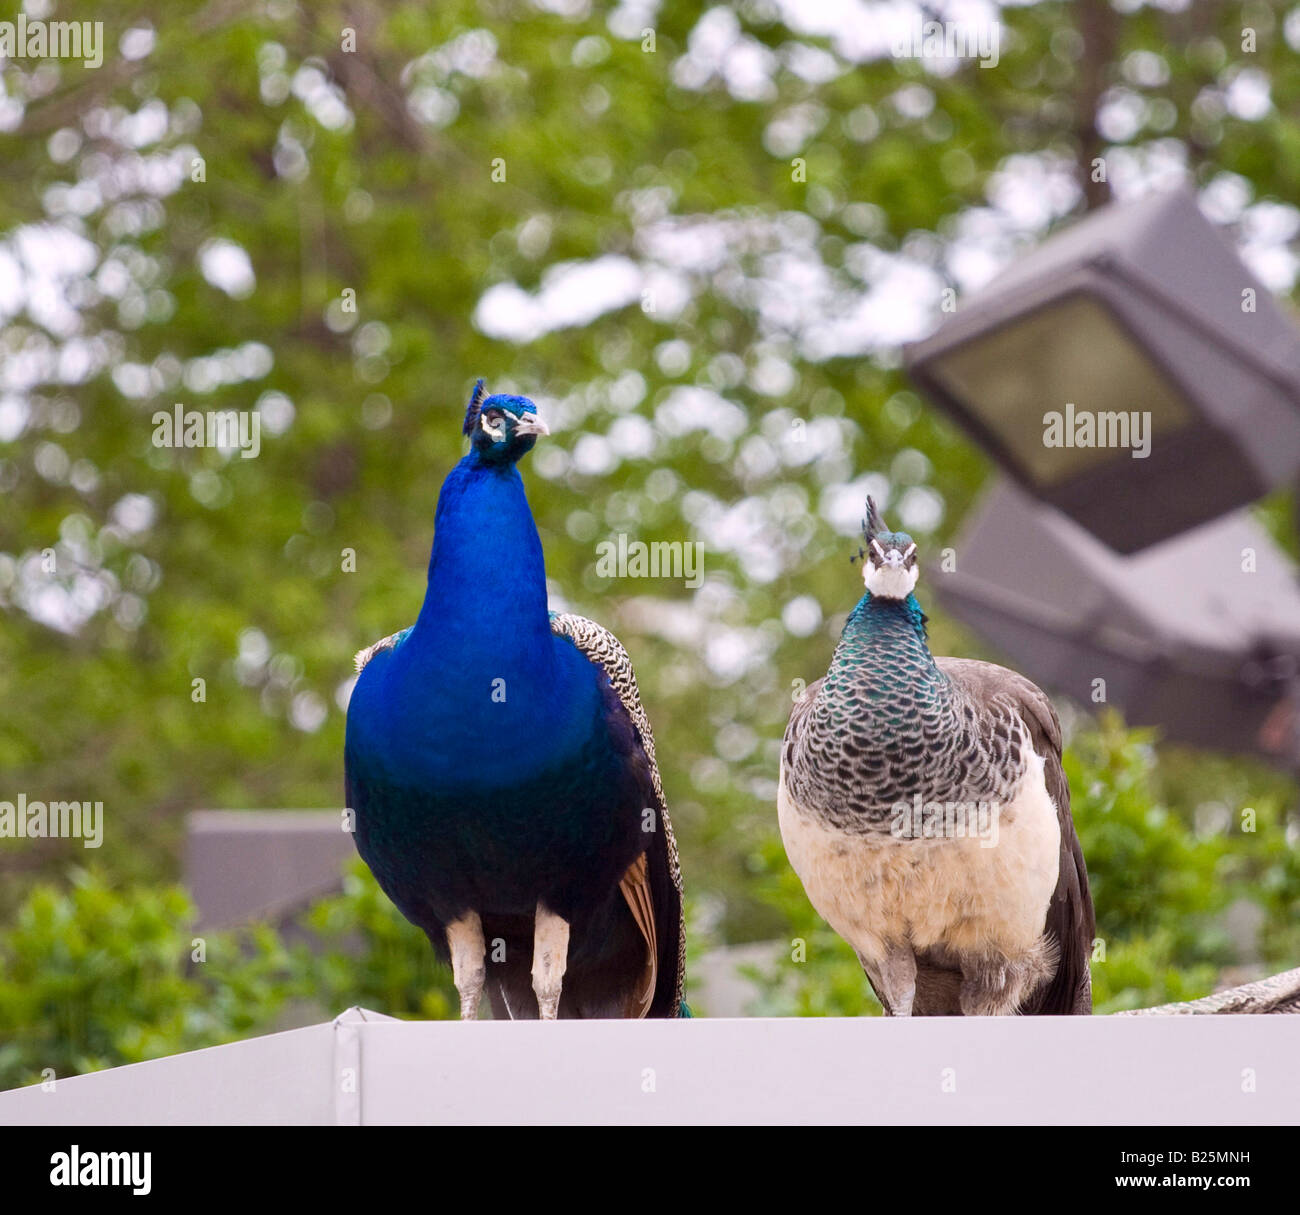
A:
[[514, 415, 550, 438]]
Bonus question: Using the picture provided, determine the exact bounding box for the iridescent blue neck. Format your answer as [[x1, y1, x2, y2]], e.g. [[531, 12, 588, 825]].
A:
[[378, 452, 598, 785], [413, 454, 553, 654]]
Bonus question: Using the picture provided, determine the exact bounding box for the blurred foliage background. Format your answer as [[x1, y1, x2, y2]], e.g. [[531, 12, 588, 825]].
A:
[[2, 0, 1299, 1086]]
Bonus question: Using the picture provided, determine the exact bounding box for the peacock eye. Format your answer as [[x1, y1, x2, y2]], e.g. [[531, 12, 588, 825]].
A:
[[484, 409, 504, 423]]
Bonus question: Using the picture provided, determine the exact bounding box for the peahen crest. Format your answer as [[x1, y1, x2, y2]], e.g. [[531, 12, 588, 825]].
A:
[[864, 494, 887, 542], [851, 495, 892, 564]]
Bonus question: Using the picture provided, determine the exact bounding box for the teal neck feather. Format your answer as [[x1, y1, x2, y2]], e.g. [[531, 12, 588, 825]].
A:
[[820, 592, 945, 739], [831, 591, 935, 675]]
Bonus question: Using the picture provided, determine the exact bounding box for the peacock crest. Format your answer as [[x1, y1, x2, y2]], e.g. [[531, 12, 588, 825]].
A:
[[462, 377, 488, 436]]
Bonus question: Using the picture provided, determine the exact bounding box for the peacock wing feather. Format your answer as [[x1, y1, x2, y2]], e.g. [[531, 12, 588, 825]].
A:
[[353, 627, 411, 674], [549, 611, 686, 1016]]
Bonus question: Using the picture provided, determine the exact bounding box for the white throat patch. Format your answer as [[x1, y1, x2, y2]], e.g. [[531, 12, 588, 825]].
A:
[[863, 562, 919, 599]]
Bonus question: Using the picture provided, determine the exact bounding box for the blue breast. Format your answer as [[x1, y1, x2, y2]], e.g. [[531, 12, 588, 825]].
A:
[[343, 453, 636, 926]]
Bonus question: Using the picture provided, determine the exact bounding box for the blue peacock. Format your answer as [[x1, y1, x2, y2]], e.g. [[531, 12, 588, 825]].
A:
[[779, 497, 1093, 1016], [345, 381, 685, 1019]]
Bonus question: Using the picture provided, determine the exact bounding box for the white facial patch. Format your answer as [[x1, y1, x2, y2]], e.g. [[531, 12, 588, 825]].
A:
[[863, 560, 919, 599], [480, 414, 506, 441]]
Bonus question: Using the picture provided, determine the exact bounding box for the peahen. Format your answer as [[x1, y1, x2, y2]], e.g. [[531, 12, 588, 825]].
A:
[[345, 381, 685, 1019], [779, 497, 1093, 1015]]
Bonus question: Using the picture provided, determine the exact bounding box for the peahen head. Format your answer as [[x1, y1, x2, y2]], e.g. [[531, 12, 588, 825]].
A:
[[852, 495, 918, 600], [463, 378, 550, 466]]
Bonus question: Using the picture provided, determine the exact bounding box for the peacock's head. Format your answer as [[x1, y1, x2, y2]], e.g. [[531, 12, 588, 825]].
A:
[[852, 495, 918, 600], [463, 378, 550, 465]]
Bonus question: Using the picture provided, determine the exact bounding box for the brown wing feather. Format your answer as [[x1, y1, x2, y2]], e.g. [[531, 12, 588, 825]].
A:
[[618, 853, 658, 1017], [937, 656, 1095, 1015]]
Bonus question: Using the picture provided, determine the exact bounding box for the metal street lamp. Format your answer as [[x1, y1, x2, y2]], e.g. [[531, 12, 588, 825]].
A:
[[932, 480, 1300, 764], [904, 188, 1300, 553]]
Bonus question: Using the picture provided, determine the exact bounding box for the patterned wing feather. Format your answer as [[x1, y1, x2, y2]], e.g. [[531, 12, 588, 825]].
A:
[[353, 627, 411, 673], [783, 676, 824, 779], [550, 612, 686, 1015], [937, 656, 1095, 1015]]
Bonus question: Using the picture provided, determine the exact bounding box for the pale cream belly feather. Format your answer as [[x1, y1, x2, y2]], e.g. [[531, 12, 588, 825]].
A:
[[777, 741, 1061, 969]]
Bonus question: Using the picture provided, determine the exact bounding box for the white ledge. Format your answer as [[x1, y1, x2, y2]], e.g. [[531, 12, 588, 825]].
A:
[[1, 1010, 1296, 1125]]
